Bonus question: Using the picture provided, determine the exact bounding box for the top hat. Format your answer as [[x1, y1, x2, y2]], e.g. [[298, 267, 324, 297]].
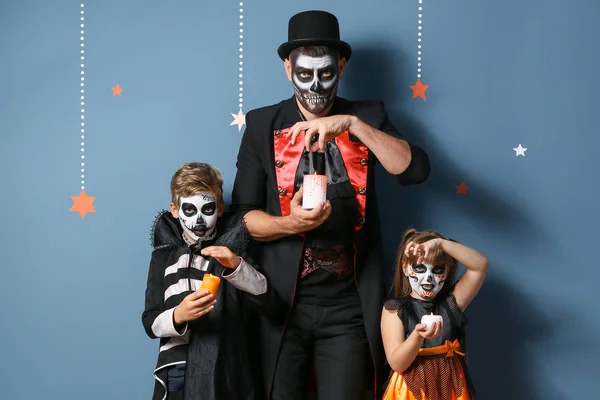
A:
[[277, 10, 352, 61]]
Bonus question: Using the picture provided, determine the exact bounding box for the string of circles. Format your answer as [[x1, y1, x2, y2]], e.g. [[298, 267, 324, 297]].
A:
[[417, 0, 422, 79], [70, 2, 95, 218], [80, 3, 85, 190], [239, 2, 244, 111]]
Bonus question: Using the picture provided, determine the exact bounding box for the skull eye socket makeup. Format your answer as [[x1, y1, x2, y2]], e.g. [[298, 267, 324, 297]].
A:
[[296, 67, 335, 82], [181, 203, 198, 217], [412, 264, 427, 273], [432, 265, 446, 275], [201, 202, 216, 216], [296, 68, 313, 81]]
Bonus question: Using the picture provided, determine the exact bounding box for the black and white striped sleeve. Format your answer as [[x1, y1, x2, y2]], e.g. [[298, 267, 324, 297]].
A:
[[141, 249, 188, 339]]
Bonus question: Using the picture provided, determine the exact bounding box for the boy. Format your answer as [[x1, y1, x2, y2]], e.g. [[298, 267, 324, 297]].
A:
[[142, 162, 279, 400]]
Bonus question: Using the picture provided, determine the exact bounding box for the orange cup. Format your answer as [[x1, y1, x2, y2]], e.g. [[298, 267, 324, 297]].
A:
[[200, 273, 221, 296]]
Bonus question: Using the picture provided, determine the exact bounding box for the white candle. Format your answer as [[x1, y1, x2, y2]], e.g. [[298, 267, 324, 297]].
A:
[[302, 173, 327, 210], [420, 313, 443, 329]]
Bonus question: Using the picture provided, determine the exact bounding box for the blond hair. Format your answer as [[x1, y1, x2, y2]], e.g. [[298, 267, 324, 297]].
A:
[[393, 229, 459, 298], [170, 163, 224, 207]]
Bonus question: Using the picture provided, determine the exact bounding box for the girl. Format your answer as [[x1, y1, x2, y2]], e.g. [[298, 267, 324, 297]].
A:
[[381, 229, 488, 400]]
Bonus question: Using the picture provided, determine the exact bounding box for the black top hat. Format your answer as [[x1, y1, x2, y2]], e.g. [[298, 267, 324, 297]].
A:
[[277, 10, 352, 61]]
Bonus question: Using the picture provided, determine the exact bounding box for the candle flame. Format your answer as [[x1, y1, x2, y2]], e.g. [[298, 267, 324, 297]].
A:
[[430, 312, 434, 315], [314, 171, 318, 175]]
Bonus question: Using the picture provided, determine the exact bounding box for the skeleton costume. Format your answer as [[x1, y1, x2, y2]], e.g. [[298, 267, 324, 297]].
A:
[[142, 209, 282, 400], [382, 290, 476, 400], [231, 11, 431, 400]]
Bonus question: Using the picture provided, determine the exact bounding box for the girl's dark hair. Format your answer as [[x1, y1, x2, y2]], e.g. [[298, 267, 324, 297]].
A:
[[393, 229, 459, 298]]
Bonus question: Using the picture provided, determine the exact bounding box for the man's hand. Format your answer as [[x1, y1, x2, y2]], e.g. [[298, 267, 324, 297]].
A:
[[289, 186, 331, 233], [286, 115, 354, 152], [173, 290, 216, 326], [201, 246, 242, 270]]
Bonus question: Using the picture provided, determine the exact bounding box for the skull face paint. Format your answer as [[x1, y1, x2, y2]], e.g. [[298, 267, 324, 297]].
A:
[[407, 263, 448, 299], [177, 192, 218, 243], [291, 53, 339, 114]]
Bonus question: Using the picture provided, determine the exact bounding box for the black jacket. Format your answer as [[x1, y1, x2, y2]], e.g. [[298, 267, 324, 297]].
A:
[[230, 96, 430, 398]]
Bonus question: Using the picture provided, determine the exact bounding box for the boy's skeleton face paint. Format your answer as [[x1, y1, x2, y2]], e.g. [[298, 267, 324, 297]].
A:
[[291, 53, 339, 114], [408, 263, 448, 299], [178, 192, 218, 242]]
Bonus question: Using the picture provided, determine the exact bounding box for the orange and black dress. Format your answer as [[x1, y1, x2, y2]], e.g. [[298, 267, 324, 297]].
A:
[[382, 294, 476, 400]]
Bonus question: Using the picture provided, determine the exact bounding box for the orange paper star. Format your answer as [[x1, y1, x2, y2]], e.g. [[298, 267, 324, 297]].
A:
[[111, 83, 123, 96], [70, 190, 96, 218], [455, 182, 469, 195], [409, 78, 429, 101]]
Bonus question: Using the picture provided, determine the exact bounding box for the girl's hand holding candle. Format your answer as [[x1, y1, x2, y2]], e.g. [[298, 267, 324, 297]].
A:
[[415, 313, 444, 339], [421, 313, 443, 329]]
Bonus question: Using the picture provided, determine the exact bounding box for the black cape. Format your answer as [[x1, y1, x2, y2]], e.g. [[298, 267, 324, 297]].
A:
[[151, 211, 276, 400]]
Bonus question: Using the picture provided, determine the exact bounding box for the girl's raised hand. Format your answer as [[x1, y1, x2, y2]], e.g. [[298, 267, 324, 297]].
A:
[[405, 238, 443, 264]]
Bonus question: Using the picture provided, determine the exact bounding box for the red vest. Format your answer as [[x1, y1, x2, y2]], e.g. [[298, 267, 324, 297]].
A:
[[273, 128, 369, 231]]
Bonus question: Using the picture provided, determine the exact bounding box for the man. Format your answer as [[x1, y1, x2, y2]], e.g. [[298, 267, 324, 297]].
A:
[[231, 10, 430, 400]]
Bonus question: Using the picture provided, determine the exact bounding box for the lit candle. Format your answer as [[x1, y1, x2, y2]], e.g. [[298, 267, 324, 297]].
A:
[[200, 273, 221, 296], [420, 313, 443, 329], [302, 172, 327, 210]]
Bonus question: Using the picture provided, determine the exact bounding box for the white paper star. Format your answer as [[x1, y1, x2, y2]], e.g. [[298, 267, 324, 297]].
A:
[[513, 144, 527, 156], [230, 109, 246, 132]]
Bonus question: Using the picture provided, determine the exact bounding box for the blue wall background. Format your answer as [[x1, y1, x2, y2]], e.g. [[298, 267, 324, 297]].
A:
[[1, 0, 599, 399]]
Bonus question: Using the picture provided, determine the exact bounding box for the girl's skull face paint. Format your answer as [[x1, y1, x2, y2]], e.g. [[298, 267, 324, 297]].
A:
[[178, 192, 218, 242], [291, 53, 339, 114], [408, 263, 448, 299]]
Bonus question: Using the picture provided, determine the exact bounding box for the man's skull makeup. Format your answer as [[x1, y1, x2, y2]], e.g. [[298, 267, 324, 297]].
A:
[[177, 192, 218, 243], [407, 263, 448, 299], [291, 52, 339, 114]]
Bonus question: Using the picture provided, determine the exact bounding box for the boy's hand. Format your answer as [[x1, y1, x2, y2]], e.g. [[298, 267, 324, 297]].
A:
[[405, 238, 444, 265], [173, 290, 216, 326], [414, 321, 444, 340], [201, 246, 242, 270]]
